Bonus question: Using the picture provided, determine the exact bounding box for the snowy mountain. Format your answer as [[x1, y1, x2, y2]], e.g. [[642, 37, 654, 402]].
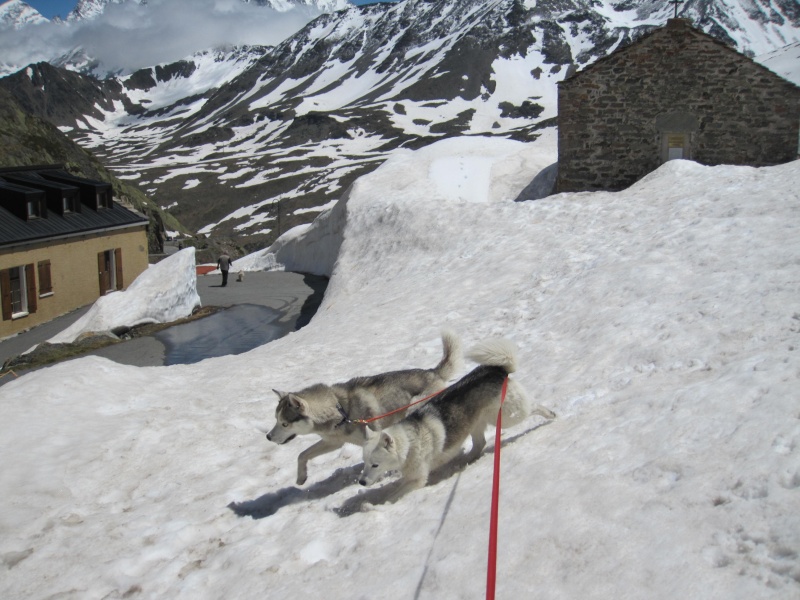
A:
[[2, 0, 798, 244], [67, 0, 141, 21], [252, 0, 353, 12], [758, 41, 800, 84], [0, 0, 48, 28]]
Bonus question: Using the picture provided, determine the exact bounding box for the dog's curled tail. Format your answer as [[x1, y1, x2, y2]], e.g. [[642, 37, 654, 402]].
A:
[[435, 329, 463, 381], [466, 337, 518, 374]]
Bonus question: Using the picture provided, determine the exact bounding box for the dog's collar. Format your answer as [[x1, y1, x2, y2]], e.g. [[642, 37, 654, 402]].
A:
[[335, 403, 351, 428]]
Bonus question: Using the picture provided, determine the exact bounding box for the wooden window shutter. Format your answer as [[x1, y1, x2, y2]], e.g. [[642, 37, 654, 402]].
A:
[[114, 248, 123, 290], [0, 269, 11, 321], [98, 251, 107, 296], [38, 260, 52, 295], [25, 263, 37, 314]]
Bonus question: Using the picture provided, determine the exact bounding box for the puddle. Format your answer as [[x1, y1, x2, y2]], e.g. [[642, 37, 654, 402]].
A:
[[156, 304, 293, 365]]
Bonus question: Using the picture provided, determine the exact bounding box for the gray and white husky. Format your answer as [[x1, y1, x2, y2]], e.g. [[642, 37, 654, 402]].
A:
[[267, 331, 462, 485], [359, 337, 555, 502]]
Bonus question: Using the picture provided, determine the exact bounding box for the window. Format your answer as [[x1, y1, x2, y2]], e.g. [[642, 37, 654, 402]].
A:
[[27, 198, 42, 219], [9, 267, 26, 314], [97, 249, 123, 295], [38, 260, 53, 297], [1, 264, 37, 321], [97, 189, 113, 209], [63, 194, 77, 213]]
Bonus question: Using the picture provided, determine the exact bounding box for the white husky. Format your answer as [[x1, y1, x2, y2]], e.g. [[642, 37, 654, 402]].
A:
[[359, 337, 555, 502]]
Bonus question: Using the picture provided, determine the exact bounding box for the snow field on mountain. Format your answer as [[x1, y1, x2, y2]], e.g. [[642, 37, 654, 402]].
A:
[[758, 41, 800, 85], [592, 1, 660, 26], [2, 87, 800, 600], [686, 0, 800, 55], [246, 73, 314, 111], [0, 0, 47, 29], [120, 50, 263, 112]]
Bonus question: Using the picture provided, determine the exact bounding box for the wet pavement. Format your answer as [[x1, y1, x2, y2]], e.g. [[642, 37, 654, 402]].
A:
[[0, 270, 327, 380], [157, 304, 288, 365]]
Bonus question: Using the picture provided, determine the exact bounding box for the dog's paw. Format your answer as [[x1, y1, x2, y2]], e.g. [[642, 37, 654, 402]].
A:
[[465, 451, 482, 464]]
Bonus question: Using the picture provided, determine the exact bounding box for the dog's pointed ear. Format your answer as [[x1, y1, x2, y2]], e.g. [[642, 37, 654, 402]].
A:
[[380, 432, 395, 451], [272, 389, 287, 400], [286, 394, 308, 416]]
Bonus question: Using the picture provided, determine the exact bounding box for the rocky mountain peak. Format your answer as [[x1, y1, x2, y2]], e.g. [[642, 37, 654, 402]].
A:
[[68, 0, 145, 21], [0, 0, 48, 29]]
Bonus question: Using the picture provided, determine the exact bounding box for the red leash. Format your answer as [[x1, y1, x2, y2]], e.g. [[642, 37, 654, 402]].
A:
[[336, 388, 444, 427], [486, 376, 509, 600]]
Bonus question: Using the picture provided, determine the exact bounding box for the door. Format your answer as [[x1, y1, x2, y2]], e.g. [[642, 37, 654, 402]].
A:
[[98, 249, 123, 295], [662, 133, 690, 162]]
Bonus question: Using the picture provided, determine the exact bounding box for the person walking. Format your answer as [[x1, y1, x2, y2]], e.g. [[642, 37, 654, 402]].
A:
[[217, 252, 234, 287]]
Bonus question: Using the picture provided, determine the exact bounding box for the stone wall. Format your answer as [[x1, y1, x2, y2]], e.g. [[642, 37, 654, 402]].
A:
[[557, 19, 800, 193]]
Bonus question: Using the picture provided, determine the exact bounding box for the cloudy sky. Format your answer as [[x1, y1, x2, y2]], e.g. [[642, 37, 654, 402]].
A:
[[25, 0, 385, 19], [4, 0, 391, 75]]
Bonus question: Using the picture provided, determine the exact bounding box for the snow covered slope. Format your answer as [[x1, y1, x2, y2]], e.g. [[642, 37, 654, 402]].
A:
[[759, 41, 800, 85], [1, 136, 798, 599]]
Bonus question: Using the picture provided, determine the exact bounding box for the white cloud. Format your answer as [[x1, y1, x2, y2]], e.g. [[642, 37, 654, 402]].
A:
[[0, 0, 319, 76]]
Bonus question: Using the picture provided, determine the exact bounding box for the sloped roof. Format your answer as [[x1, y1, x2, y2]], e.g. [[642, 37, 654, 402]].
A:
[[0, 166, 147, 249]]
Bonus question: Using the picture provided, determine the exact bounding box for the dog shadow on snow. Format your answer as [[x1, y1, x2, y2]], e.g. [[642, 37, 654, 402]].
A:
[[230, 421, 552, 520], [228, 464, 363, 519]]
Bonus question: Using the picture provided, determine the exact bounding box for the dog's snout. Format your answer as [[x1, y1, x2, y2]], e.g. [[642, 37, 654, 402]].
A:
[[266, 432, 272, 441], [358, 478, 367, 486]]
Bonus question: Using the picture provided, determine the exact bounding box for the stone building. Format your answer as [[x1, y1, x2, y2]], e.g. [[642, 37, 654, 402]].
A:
[[556, 19, 800, 193]]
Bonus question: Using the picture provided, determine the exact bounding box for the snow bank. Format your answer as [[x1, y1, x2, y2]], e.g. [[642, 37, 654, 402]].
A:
[[47, 248, 202, 344], [245, 135, 558, 276], [1, 135, 799, 599], [232, 197, 345, 276]]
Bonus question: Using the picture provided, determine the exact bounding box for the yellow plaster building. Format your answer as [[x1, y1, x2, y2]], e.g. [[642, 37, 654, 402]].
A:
[[0, 166, 149, 339]]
